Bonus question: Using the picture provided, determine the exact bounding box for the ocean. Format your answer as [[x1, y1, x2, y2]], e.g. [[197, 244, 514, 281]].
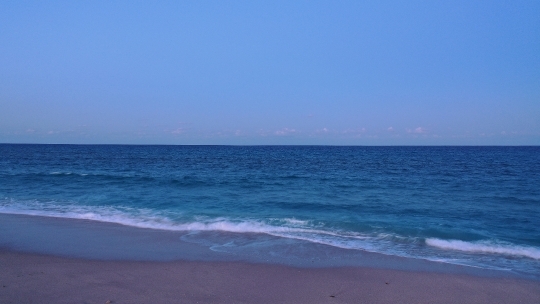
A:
[[1, 145, 539, 279]]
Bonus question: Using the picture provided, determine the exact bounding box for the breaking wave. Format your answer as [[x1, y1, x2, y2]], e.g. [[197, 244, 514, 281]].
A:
[[2, 199, 539, 273], [426, 238, 540, 260], [0, 199, 372, 250]]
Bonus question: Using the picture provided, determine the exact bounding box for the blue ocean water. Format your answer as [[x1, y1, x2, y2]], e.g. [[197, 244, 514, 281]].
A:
[[1, 145, 539, 278]]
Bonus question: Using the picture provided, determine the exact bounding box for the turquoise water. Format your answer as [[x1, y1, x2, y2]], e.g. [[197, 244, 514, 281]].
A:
[[1, 145, 539, 278]]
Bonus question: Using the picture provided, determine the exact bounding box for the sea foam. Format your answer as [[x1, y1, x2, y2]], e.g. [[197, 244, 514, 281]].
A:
[[425, 238, 540, 260], [0, 199, 390, 258], [0, 199, 365, 239]]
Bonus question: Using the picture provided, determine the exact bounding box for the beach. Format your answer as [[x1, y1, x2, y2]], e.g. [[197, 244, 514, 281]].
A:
[[1, 249, 539, 304]]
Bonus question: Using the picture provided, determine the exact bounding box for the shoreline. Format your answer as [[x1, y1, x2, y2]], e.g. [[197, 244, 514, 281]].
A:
[[2, 249, 540, 303], [1, 212, 538, 280]]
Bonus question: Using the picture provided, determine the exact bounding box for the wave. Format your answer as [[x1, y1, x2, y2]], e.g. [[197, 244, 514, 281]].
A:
[[3, 172, 212, 187], [0, 199, 405, 262], [425, 238, 540, 260], [2, 199, 539, 267], [0, 199, 369, 246]]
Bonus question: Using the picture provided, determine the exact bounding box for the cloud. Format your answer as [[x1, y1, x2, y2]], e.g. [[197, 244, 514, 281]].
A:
[[387, 127, 393, 131], [170, 128, 184, 135], [340, 128, 367, 138], [274, 128, 297, 136], [343, 128, 366, 134], [407, 127, 426, 134], [315, 127, 329, 134]]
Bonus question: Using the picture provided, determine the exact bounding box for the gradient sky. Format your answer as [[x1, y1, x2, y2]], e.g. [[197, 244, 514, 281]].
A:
[[1, 1, 539, 145]]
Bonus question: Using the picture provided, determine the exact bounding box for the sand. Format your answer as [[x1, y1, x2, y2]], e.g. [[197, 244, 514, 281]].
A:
[[1, 250, 539, 304]]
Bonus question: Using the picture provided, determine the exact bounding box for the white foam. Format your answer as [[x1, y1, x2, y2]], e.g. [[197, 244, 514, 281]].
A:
[[0, 200, 364, 241], [426, 238, 540, 260], [49, 171, 87, 176], [0, 199, 384, 258], [281, 218, 309, 226]]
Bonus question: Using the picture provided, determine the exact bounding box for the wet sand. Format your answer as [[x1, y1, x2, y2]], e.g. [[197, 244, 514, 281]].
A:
[[1, 250, 539, 304]]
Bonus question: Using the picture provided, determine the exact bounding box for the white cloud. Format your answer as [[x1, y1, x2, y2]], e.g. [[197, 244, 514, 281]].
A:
[[171, 128, 184, 135], [315, 127, 329, 134], [340, 128, 367, 138], [343, 128, 366, 134], [274, 128, 297, 136], [407, 127, 426, 134]]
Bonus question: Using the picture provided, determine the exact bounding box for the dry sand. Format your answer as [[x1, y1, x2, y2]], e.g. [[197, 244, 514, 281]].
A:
[[1, 250, 539, 304]]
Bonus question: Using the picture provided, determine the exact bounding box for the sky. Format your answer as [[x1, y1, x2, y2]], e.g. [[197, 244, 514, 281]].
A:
[[1, 0, 539, 145]]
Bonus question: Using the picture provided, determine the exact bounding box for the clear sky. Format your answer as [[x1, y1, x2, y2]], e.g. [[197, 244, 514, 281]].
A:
[[1, 1, 539, 145]]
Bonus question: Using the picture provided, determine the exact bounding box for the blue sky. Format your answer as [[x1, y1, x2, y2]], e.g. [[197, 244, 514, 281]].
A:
[[1, 1, 539, 145]]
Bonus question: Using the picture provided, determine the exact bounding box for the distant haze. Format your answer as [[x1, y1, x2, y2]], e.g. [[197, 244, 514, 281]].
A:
[[1, 1, 539, 145]]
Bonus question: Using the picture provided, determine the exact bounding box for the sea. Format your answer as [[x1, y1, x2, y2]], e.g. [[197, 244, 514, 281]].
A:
[[1, 145, 539, 279]]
